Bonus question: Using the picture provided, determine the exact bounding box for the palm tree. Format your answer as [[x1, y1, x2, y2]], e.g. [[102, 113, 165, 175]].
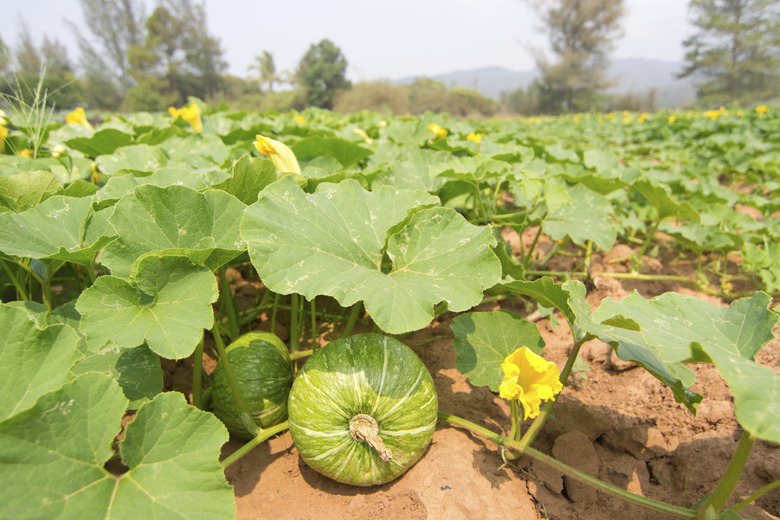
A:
[[248, 50, 277, 92]]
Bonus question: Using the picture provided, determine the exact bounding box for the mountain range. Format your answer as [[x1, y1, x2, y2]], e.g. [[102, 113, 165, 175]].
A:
[[394, 58, 696, 108]]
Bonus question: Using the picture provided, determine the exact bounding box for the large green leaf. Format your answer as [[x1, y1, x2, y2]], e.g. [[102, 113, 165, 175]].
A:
[[95, 144, 168, 176], [0, 305, 82, 421], [0, 373, 234, 520], [542, 183, 617, 250], [0, 170, 61, 212], [76, 255, 218, 358], [583, 148, 620, 171], [0, 195, 116, 265], [502, 277, 577, 328], [544, 143, 579, 163], [451, 310, 545, 391], [370, 145, 449, 192], [631, 179, 700, 221], [594, 292, 779, 441], [100, 185, 246, 278], [71, 343, 163, 407], [165, 134, 230, 168], [96, 167, 220, 204], [212, 155, 279, 204], [291, 136, 373, 168], [65, 128, 134, 157], [241, 176, 501, 334]]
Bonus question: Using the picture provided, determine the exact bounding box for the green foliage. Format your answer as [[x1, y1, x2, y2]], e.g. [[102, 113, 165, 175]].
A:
[[296, 39, 351, 109], [0, 103, 778, 518], [333, 79, 498, 116], [333, 81, 411, 114], [501, 85, 541, 115], [121, 81, 170, 112], [680, 0, 780, 104]]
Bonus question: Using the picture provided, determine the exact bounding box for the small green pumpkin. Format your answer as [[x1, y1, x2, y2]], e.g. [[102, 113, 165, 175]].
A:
[[288, 333, 438, 486], [211, 331, 292, 440]]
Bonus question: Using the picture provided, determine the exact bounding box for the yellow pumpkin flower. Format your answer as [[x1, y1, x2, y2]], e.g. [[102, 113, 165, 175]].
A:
[[66, 107, 91, 127], [169, 104, 203, 134], [19, 148, 32, 158], [428, 123, 447, 139], [0, 124, 7, 152], [499, 347, 563, 420], [294, 114, 305, 124], [668, 115, 676, 123], [756, 105, 768, 117], [466, 132, 482, 143], [254, 134, 301, 174]]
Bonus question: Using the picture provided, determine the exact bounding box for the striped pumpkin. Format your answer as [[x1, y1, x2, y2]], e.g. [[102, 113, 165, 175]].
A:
[[288, 333, 438, 486], [211, 331, 293, 440]]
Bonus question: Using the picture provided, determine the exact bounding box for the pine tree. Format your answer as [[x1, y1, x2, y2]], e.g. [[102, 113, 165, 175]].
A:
[[679, 0, 780, 104]]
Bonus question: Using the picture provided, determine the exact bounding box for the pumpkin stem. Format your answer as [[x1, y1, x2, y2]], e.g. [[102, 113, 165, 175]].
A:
[[349, 414, 393, 461]]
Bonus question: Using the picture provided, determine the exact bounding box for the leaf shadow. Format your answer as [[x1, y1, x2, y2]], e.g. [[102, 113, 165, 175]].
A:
[[221, 436, 289, 497]]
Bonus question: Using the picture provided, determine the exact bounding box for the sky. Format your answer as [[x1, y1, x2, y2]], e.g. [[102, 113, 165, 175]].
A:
[[0, 0, 694, 82]]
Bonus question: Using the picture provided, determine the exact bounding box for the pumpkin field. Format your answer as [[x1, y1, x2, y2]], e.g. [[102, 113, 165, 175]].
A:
[[0, 101, 778, 519]]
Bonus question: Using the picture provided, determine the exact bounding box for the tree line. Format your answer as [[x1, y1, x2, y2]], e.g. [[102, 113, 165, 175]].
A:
[[0, 0, 350, 113], [1, 0, 778, 116], [508, 0, 779, 114]]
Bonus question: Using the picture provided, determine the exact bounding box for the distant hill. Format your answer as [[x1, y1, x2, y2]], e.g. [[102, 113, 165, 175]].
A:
[[394, 58, 695, 108]]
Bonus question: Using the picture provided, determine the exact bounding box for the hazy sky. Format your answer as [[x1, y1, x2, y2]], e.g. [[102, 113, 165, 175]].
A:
[[0, 0, 694, 81]]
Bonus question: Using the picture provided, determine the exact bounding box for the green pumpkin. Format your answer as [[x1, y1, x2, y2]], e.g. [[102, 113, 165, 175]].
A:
[[211, 331, 293, 440], [288, 333, 438, 486]]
